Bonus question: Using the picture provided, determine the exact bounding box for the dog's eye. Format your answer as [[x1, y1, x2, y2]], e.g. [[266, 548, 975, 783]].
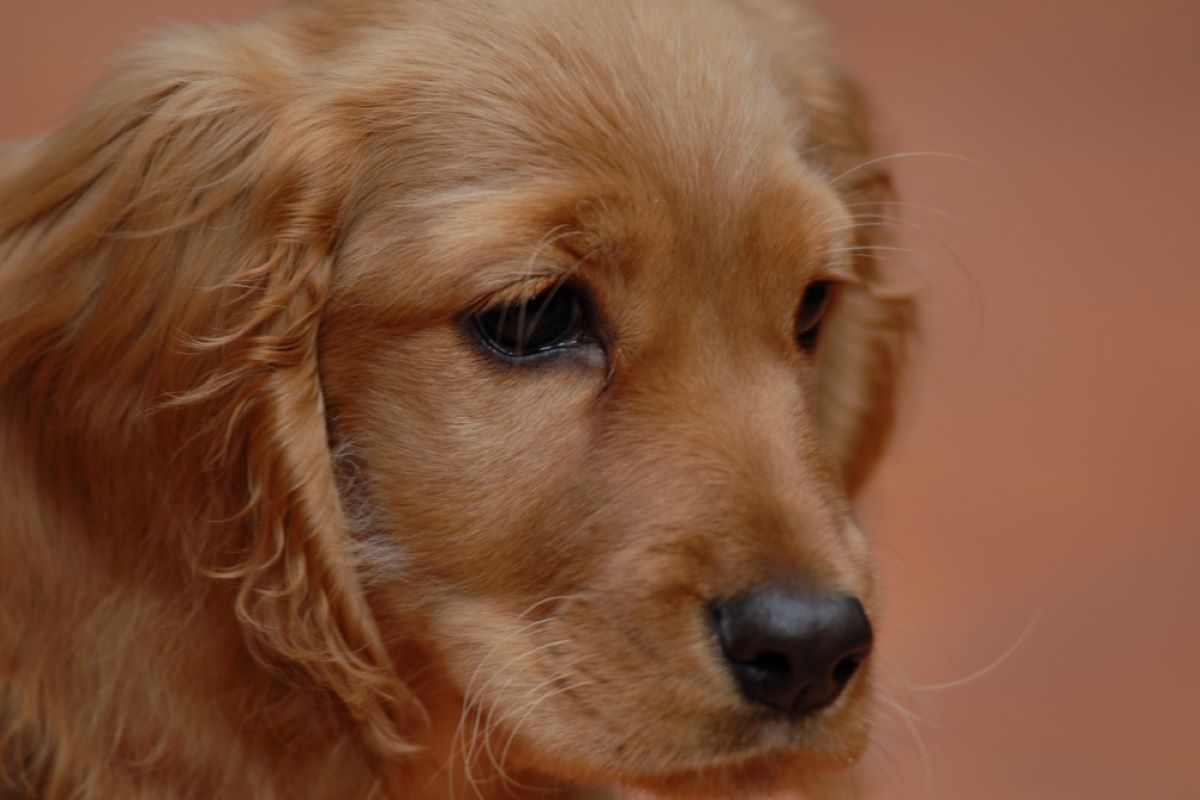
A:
[[473, 284, 589, 360], [795, 281, 832, 352]]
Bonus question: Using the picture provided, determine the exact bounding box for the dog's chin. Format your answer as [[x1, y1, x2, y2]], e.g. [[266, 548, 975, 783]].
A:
[[621, 739, 868, 800], [499, 715, 870, 800]]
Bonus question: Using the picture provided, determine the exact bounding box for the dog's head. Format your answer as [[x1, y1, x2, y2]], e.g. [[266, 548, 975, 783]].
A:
[[0, 0, 910, 794]]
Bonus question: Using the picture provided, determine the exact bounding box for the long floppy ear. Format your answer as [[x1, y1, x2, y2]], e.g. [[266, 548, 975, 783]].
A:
[[805, 75, 916, 496], [0, 25, 418, 757]]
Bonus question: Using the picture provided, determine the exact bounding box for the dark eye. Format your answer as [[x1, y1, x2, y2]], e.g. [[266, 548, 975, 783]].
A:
[[472, 283, 589, 360], [795, 280, 832, 352]]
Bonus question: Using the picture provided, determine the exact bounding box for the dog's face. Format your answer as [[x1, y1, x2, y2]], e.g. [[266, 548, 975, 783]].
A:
[[0, 0, 905, 794], [314, 0, 890, 792]]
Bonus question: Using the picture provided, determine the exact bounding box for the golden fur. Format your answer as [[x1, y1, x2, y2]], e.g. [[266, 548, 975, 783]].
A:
[[0, 0, 912, 797]]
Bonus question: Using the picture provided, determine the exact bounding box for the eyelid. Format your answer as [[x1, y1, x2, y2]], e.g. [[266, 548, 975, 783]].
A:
[[472, 273, 568, 313], [813, 264, 861, 287]]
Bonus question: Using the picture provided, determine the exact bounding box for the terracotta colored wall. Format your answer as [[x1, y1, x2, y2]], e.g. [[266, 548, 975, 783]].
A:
[[3, 2, 1197, 798], [808, 2, 1200, 797]]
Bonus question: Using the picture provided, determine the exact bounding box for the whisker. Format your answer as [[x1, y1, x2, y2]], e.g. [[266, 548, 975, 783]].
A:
[[496, 678, 598, 778], [822, 212, 986, 313], [877, 691, 935, 794], [830, 151, 984, 187], [457, 593, 581, 716], [841, 199, 966, 226], [826, 244, 924, 257], [444, 613, 564, 796], [477, 649, 590, 780], [861, 739, 919, 800], [450, 595, 584, 795], [911, 612, 1042, 692], [463, 638, 573, 783]]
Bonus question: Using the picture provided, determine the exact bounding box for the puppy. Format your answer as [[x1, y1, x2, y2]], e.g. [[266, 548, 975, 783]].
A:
[[0, 0, 912, 798]]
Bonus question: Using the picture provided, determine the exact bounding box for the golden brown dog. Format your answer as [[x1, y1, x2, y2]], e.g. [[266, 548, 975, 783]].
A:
[[0, 0, 912, 797]]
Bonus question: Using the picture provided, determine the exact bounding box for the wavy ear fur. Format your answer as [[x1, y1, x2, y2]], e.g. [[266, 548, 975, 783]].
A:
[[0, 22, 416, 780], [806, 74, 916, 496]]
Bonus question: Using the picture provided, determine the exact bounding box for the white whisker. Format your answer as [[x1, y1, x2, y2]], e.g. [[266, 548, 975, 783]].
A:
[[464, 638, 573, 783], [877, 691, 935, 794], [496, 678, 597, 776], [912, 613, 1042, 692], [831, 151, 984, 186], [842, 198, 965, 226]]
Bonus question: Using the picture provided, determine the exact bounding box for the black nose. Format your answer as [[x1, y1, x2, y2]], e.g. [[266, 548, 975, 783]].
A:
[[710, 587, 873, 716]]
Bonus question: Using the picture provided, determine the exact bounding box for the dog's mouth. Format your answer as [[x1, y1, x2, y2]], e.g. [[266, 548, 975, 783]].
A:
[[484, 659, 875, 798], [428, 589, 875, 796], [621, 684, 873, 798], [489, 730, 867, 800], [540, 708, 874, 800]]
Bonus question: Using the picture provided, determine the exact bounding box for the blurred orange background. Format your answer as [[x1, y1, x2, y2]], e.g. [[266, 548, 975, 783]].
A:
[[2, 2, 1197, 798]]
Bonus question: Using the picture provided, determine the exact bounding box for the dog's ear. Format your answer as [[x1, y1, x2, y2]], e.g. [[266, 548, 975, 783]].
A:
[[803, 72, 916, 496], [0, 28, 419, 757]]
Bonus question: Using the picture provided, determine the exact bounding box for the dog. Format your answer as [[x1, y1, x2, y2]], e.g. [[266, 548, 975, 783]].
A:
[[0, 0, 912, 797]]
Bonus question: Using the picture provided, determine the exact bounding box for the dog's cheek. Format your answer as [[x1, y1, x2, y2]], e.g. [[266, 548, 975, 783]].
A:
[[321, 324, 605, 591]]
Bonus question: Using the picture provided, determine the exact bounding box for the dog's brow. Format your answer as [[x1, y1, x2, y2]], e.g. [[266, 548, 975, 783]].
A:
[[471, 268, 573, 304]]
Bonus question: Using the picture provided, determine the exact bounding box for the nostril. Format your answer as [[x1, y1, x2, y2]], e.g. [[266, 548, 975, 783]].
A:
[[737, 650, 790, 679], [830, 654, 863, 689]]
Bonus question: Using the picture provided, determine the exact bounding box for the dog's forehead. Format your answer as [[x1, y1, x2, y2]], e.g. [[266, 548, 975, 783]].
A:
[[343, 0, 816, 196], [333, 0, 850, 293]]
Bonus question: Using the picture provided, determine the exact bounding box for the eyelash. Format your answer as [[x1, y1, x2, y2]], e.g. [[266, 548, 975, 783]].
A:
[[794, 280, 833, 353], [470, 281, 595, 362]]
